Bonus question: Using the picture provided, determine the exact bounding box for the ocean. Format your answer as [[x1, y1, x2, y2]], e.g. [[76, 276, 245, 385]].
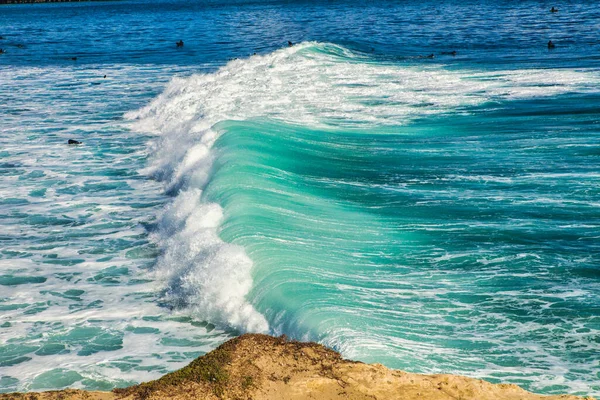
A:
[[0, 0, 599, 395]]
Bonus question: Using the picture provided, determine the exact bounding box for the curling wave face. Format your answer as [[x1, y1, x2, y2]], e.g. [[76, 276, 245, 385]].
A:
[[127, 43, 600, 395]]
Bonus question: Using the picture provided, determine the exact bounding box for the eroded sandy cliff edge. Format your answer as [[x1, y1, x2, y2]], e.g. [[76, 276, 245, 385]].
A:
[[1, 334, 595, 400]]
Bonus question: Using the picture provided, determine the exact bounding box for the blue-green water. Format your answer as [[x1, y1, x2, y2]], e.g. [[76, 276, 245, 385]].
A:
[[1, 0, 599, 396]]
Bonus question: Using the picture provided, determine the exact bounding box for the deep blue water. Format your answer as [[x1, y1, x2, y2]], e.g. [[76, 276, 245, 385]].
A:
[[1, 0, 599, 396], [2, 0, 600, 68]]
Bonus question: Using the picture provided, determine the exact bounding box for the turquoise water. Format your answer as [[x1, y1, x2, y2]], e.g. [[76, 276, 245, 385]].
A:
[[1, 0, 599, 396]]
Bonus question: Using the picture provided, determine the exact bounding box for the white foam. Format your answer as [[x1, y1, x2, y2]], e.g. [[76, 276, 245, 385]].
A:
[[127, 43, 600, 133], [0, 63, 236, 391], [152, 189, 268, 332]]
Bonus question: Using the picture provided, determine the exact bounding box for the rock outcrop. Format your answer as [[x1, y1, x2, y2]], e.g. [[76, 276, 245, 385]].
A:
[[1, 334, 595, 400]]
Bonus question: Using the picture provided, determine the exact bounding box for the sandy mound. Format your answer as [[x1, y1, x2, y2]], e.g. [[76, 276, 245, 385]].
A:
[[1, 334, 595, 400]]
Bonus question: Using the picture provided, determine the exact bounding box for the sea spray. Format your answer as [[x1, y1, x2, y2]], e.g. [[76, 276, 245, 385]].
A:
[[152, 188, 269, 332]]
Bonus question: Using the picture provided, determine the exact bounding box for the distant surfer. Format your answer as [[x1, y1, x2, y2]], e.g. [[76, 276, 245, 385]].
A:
[[288, 41, 294, 47], [548, 40, 555, 49], [71, 57, 77, 61], [176, 40, 184, 47], [68, 139, 82, 145], [426, 53, 434, 58], [550, 7, 558, 12], [0, 49, 4, 54]]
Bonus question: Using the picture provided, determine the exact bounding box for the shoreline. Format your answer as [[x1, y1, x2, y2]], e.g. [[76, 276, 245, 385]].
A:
[[1, 334, 595, 400]]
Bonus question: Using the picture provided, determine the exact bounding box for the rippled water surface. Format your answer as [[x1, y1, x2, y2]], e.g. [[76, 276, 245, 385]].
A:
[[1, 0, 599, 396]]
